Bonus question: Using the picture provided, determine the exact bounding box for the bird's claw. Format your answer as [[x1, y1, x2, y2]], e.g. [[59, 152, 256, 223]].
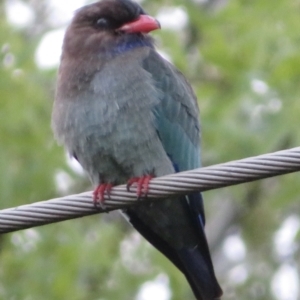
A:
[[93, 183, 113, 208], [127, 174, 154, 199]]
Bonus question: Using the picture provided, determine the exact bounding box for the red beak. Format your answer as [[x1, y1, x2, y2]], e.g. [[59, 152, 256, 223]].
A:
[[118, 15, 161, 34]]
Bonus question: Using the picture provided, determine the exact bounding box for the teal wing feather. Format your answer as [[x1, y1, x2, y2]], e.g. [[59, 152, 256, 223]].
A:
[[142, 49, 201, 172]]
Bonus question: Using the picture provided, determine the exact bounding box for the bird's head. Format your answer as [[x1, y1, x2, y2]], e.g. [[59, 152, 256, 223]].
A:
[[62, 0, 160, 58]]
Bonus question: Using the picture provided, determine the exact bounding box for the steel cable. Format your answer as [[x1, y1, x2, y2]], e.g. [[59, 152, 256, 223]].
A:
[[0, 147, 299, 234]]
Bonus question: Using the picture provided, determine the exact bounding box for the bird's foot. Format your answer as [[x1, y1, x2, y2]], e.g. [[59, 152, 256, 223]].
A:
[[93, 183, 113, 207], [127, 174, 154, 199]]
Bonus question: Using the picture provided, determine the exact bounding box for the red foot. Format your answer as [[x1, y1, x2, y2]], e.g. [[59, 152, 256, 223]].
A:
[[127, 175, 154, 198], [93, 183, 113, 206]]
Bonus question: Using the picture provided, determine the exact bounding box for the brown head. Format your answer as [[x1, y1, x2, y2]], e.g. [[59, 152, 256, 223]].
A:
[[62, 0, 160, 59]]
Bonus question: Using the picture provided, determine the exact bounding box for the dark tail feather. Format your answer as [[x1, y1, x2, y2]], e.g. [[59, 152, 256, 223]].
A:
[[177, 192, 223, 299], [177, 246, 223, 300], [125, 193, 222, 299]]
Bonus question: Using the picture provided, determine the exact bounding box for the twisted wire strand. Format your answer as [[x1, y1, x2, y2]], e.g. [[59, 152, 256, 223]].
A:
[[1, 147, 300, 234]]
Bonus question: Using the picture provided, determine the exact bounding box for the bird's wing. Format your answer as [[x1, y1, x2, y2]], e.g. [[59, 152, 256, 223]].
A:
[[142, 49, 201, 173], [141, 49, 206, 227]]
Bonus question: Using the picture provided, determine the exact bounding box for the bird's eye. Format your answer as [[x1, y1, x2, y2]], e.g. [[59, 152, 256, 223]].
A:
[[94, 17, 110, 29]]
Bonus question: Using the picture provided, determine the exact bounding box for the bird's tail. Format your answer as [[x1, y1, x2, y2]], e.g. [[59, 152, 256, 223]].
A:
[[177, 245, 223, 300]]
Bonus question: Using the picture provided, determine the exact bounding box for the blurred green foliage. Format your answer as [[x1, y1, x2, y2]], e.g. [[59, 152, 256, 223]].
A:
[[0, 0, 300, 299]]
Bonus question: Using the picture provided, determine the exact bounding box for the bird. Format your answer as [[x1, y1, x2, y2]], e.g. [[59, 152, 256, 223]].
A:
[[51, 0, 223, 299]]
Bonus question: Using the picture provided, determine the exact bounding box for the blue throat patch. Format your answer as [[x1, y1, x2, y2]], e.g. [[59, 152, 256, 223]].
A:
[[112, 35, 154, 55]]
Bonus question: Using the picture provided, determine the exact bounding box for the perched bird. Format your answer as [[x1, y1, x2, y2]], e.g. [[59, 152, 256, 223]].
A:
[[52, 0, 222, 299]]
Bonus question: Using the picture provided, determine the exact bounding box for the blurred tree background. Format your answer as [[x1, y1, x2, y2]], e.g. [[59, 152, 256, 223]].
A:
[[1, 0, 300, 299]]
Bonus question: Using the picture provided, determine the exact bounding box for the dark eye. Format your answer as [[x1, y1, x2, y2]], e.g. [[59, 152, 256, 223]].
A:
[[94, 17, 110, 29]]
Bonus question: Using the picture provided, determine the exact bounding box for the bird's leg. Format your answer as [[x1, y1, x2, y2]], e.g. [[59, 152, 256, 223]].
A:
[[127, 170, 155, 199], [93, 183, 113, 207]]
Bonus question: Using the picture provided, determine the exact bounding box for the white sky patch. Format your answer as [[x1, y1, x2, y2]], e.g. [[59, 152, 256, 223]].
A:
[[11, 229, 40, 252], [35, 28, 65, 69], [66, 154, 85, 175], [228, 264, 248, 284], [157, 50, 173, 63], [120, 232, 151, 274], [48, 0, 89, 25], [5, 0, 34, 28], [251, 79, 269, 95], [274, 215, 300, 258], [222, 234, 246, 262], [194, 0, 209, 3], [267, 98, 282, 113], [271, 264, 299, 300], [156, 7, 188, 31], [54, 170, 74, 194], [136, 274, 171, 300]]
